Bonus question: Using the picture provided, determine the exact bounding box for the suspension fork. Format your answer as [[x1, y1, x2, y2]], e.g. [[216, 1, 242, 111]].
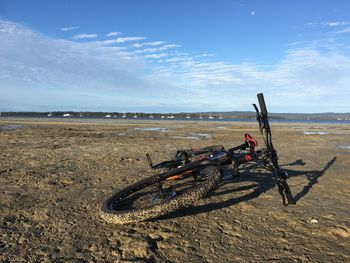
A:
[[272, 160, 296, 205], [262, 149, 296, 206]]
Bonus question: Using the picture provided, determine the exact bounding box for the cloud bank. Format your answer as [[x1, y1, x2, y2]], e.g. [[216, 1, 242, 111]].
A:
[[60, 26, 79, 31], [0, 19, 349, 112], [106, 31, 122, 37], [72, 33, 98, 39]]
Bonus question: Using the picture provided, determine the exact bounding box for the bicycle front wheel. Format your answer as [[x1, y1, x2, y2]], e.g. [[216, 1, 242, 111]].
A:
[[101, 165, 221, 224]]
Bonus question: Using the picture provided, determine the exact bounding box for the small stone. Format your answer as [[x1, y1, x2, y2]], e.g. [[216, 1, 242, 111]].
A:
[[50, 253, 58, 260], [89, 243, 98, 252]]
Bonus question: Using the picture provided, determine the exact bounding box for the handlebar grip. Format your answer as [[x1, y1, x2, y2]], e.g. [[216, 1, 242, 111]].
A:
[[257, 93, 268, 116]]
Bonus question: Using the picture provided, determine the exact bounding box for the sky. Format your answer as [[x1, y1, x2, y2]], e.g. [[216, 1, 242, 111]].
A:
[[0, 0, 350, 113]]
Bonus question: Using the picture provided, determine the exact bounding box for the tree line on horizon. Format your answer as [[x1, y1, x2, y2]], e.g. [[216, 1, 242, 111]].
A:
[[1, 111, 350, 120]]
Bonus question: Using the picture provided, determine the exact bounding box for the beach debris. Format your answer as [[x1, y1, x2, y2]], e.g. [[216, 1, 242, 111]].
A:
[[309, 218, 319, 224]]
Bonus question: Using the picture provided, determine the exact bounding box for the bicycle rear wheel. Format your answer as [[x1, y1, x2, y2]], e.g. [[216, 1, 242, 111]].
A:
[[101, 165, 221, 224]]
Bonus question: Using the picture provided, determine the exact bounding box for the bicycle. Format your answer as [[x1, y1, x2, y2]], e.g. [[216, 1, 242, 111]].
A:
[[101, 93, 296, 224]]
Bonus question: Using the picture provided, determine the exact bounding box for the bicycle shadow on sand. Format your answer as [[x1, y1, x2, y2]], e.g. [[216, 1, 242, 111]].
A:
[[158, 157, 336, 221]]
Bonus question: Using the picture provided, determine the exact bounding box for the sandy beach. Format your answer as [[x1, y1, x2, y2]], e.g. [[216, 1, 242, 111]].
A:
[[1, 118, 349, 262]]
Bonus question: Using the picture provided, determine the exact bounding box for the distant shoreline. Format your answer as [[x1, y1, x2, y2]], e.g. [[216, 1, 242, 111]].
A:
[[1, 116, 350, 125], [1, 111, 350, 122]]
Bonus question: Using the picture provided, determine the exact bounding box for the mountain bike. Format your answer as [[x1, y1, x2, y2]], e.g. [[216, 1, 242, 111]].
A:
[[101, 93, 296, 224]]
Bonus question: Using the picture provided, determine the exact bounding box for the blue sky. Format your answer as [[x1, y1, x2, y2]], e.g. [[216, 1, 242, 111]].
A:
[[1, 0, 350, 113]]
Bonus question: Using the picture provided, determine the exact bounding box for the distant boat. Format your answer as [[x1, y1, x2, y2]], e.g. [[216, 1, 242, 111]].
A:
[[199, 113, 203, 119], [47, 112, 52, 117], [161, 115, 165, 119], [185, 114, 191, 119], [149, 115, 154, 119], [167, 114, 174, 119], [219, 114, 223, 120], [122, 112, 127, 118], [113, 115, 117, 118], [79, 114, 83, 118], [133, 113, 138, 118], [208, 113, 214, 119], [105, 114, 111, 118], [63, 113, 71, 117]]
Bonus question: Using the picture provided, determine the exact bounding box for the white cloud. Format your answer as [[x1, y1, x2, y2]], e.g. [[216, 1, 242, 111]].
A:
[[73, 33, 98, 39], [250, 11, 256, 16], [144, 53, 168, 58], [106, 31, 122, 37], [161, 44, 181, 49], [324, 21, 350, 27], [307, 21, 350, 28], [87, 39, 124, 46], [115, 36, 146, 43], [195, 53, 215, 58], [131, 41, 166, 48], [332, 27, 350, 34], [133, 48, 158, 54], [165, 57, 192, 63], [60, 26, 79, 31], [133, 44, 180, 54]]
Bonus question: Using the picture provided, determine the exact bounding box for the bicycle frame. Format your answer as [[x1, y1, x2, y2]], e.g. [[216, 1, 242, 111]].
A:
[[147, 93, 296, 206]]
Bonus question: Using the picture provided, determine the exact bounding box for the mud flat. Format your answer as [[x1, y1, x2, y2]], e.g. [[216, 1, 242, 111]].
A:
[[1, 118, 349, 262]]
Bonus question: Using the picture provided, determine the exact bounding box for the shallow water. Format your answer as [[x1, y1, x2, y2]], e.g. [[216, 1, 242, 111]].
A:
[[173, 136, 201, 140], [0, 125, 26, 131], [303, 131, 329, 135], [134, 127, 170, 132], [337, 145, 350, 149], [188, 132, 212, 139], [3, 115, 350, 125]]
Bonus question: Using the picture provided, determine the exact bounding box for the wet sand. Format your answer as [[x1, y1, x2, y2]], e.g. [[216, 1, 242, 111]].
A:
[[1, 118, 349, 262]]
